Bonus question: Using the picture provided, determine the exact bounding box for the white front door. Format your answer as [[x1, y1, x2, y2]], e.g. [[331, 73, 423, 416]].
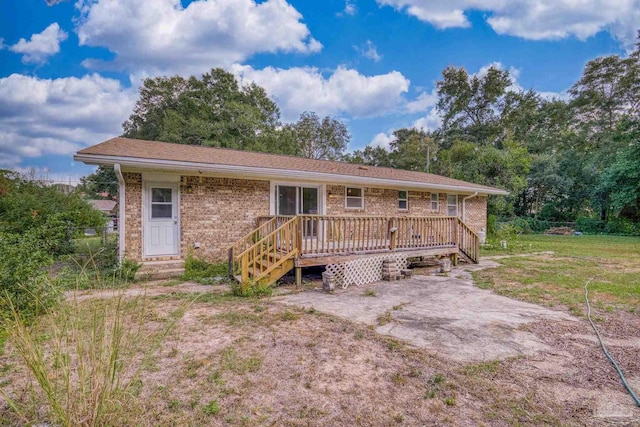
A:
[[144, 183, 179, 257]]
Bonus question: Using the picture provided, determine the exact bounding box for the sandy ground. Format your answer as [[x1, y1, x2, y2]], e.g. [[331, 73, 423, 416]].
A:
[[3, 263, 639, 426], [276, 262, 640, 426]]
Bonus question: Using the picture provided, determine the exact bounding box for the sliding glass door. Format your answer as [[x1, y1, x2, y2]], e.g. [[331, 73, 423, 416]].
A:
[[277, 185, 319, 235]]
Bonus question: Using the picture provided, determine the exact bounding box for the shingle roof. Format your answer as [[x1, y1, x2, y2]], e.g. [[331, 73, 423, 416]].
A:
[[88, 199, 117, 213], [76, 137, 507, 195]]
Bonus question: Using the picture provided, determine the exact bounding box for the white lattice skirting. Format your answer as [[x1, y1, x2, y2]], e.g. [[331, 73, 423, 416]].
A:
[[325, 254, 408, 289]]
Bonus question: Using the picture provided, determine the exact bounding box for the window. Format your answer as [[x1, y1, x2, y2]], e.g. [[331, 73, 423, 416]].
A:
[[345, 187, 364, 209], [447, 194, 458, 217], [398, 190, 408, 210], [430, 193, 439, 211], [151, 187, 173, 218]]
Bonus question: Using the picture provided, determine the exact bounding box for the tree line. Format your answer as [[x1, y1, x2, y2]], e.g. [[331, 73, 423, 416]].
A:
[[113, 33, 640, 225]]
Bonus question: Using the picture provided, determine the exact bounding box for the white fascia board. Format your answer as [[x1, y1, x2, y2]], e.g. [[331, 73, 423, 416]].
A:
[[74, 153, 509, 196]]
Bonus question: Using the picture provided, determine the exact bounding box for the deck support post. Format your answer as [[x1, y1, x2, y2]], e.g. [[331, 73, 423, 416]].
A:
[[450, 253, 458, 266], [295, 267, 302, 287]]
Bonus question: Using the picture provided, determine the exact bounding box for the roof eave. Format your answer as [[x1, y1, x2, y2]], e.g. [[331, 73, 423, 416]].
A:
[[74, 153, 509, 196]]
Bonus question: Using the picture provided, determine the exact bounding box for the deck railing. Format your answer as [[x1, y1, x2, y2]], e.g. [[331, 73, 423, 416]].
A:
[[294, 215, 465, 257], [230, 215, 479, 280]]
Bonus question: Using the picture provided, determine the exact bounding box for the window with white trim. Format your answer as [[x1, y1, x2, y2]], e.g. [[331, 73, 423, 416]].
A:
[[430, 193, 439, 211], [398, 190, 408, 210], [345, 187, 364, 209], [447, 194, 458, 216]]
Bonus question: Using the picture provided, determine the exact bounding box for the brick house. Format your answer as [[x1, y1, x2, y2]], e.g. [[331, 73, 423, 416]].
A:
[[75, 137, 507, 284]]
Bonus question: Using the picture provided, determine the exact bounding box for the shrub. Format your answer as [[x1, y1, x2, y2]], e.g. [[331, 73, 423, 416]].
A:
[[576, 217, 606, 234], [183, 251, 228, 282], [231, 279, 273, 297], [0, 228, 59, 320]]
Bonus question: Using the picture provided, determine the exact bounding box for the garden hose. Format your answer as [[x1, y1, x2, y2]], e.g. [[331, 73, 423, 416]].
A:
[[580, 261, 640, 408]]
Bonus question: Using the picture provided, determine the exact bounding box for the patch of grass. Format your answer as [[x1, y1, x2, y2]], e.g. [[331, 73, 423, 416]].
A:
[[444, 397, 456, 406], [215, 310, 262, 326], [377, 311, 393, 326], [182, 251, 229, 282], [281, 310, 300, 321], [391, 413, 404, 423], [476, 235, 640, 313], [204, 399, 220, 415], [386, 338, 402, 352], [391, 371, 407, 385], [220, 348, 263, 375], [1, 293, 190, 426], [462, 360, 501, 377], [361, 289, 377, 297]]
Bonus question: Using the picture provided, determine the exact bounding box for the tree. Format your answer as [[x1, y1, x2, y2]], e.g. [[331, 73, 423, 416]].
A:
[[77, 166, 118, 200], [345, 145, 393, 167], [287, 112, 350, 160], [436, 65, 511, 146], [122, 68, 287, 153], [596, 119, 640, 221]]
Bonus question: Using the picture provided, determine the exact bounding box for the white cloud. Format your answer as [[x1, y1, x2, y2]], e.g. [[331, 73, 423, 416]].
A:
[[9, 23, 68, 64], [359, 40, 382, 62], [0, 73, 136, 168], [369, 132, 396, 149], [405, 90, 437, 113], [412, 108, 442, 132], [232, 64, 410, 120], [344, 0, 357, 15], [76, 0, 321, 76], [376, 0, 640, 50]]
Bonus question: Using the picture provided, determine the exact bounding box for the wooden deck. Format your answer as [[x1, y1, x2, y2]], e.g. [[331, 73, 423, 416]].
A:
[[229, 215, 479, 285]]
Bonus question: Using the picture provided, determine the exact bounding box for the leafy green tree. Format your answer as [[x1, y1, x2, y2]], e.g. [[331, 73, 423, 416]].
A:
[[388, 128, 438, 171], [436, 65, 511, 146], [285, 112, 351, 160], [77, 166, 118, 200], [344, 145, 393, 167], [0, 170, 105, 256], [123, 68, 288, 153], [596, 119, 640, 220]]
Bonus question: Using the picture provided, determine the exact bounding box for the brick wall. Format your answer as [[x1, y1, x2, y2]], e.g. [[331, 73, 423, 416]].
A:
[[123, 177, 487, 263], [179, 176, 270, 261], [326, 186, 449, 217], [123, 173, 143, 261], [463, 196, 487, 234], [325, 185, 486, 233]]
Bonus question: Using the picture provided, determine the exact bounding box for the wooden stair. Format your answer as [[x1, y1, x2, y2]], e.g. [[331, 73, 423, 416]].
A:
[[229, 217, 299, 286]]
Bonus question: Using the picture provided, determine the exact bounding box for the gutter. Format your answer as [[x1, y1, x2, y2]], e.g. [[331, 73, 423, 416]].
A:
[[74, 153, 509, 196], [462, 192, 478, 223], [114, 164, 125, 263]]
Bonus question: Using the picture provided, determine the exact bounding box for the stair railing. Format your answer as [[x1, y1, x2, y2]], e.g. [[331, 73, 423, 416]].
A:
[[234, 216, 299, 283]]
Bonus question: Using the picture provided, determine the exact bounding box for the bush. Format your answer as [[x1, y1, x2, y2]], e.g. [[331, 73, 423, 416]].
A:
[[604, 218, 640, 235], [0, 228, 59, 320], [231, 279, 273, 298], [576, 217, 606, 234], [0, 171, 105, 257], [183, 251, 228, 282]]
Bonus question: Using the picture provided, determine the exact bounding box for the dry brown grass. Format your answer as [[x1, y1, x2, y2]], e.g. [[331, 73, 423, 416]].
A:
[[1, 280, 638, 426]]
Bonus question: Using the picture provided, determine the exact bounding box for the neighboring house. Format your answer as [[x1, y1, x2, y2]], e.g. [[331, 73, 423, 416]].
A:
[[88, 199, 117, 216], [87, 199, 117, 232], [75, 137, 507, 284]]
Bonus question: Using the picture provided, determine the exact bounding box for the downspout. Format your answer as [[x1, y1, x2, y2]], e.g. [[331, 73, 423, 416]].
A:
[[462, 192, 478, 223], [114, 164, 126, 263]]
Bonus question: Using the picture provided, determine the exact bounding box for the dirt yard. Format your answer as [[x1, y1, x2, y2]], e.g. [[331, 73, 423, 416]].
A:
[[2, 250, 640, 426]]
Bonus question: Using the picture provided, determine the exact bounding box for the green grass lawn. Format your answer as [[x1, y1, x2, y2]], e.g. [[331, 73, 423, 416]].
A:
[[476, 234, 640, 314]]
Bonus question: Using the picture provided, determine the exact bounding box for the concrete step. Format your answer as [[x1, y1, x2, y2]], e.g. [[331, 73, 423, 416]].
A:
[[136, 260, 185, 281]]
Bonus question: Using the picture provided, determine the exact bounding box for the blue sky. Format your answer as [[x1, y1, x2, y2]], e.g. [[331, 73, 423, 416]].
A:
[[0, 0, 637, 183]]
